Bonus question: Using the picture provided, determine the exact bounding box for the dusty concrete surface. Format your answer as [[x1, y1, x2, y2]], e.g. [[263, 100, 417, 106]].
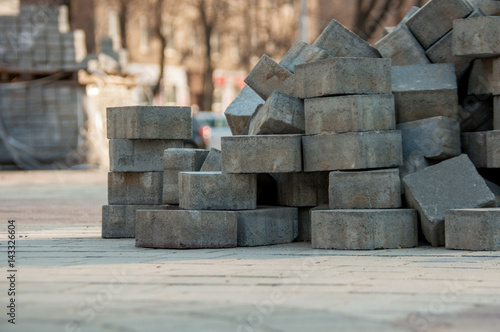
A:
[[0, 170, 500, 331]]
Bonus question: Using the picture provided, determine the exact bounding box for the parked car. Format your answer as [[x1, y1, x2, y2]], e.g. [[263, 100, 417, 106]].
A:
[[193, 112, 232, 150]]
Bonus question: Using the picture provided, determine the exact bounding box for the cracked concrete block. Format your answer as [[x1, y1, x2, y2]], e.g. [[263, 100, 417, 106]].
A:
[[109, 139, 183, 172], [305, 94, 395, 135], [302, 131, 403, 172], [247, 91, 304, 135], [102, 204, 165, 238], [108, 172, 163, 205], [162, 149, 209, 205], [179, 172, 257, 210], [311, 209, 418, 250], [222, 135, 302, 173], [329, 169, 402, 209], [236, 207, 298, 247], [453, 16, 500, 58], [402, 154, 496, 246], [244, 55, 296, 100], [407, 0, 473, 49], [461, 131, 500, 168], [200, 148, 222, 172], [107, 106, 192, 139], [279, 40, 329, 73], [445, 208, 500, 250], [224, 86, 264, 135], [295, 58, 391, 99], [135, 209, 237, 249], [276, 172, 329, 207], [313, 19, 381, 58], [397, 116, 461, 160], [375, 24, 430, 66], [392, 64, 459, 123], [468, 58, 500, 96]]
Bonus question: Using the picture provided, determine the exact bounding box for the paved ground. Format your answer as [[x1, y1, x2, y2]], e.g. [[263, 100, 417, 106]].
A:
[[0, 170, 499, 332]]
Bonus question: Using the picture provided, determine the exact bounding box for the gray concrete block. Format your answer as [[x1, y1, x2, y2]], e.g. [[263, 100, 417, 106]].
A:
[[108, 172, 163, 205], [453, 16, 500, 58], [236, 207, 298, 247], [461, 131, 488, 168], [200, 148, 222, 172], [397, 116, 461, 160], [224, 86, 264, 135], [468, 58, 500, 96], [488, 130, 500, 168], [162, 148, 209, 204], [495, 97, 500, 130], [407, 0, 473, 49], [425, 31, 473, 76], [109, 139, 183, 172], [244, 55, 296, 100], [302, 131, 403, 172], [107, 106, 192, 139], [375, 24, 430, 66], [311, 209, 418, 250], [391, 64, 459, 123], [222, 135, 302, 173], [469, 0, 500, 15], [102, 204, 165, 238], [329, 169, 402, 209], [279, 40, 329, 73], [179, 171, 257, 210], [461, 131, 500, 168], [135, 209, 237, 249], [402, 154, 496, 246], [276, 172, 329, 207], [305, 94, 395, 135], [295, 58, 391, 99], [313, 19, 381, 58], [445, 208, 500, 250], [247, 91, 304, 135], [425, 7, 483, 76]]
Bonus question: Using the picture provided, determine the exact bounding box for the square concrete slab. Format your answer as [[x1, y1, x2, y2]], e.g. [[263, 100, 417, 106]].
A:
[[402, 154, 496, 246]]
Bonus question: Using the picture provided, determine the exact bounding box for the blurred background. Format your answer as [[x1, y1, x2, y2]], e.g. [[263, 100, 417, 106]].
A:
[[0, 0, 430, 170]]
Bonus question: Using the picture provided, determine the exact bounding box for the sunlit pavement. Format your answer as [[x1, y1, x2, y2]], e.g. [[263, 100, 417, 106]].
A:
[[0, 171, 499, 332]]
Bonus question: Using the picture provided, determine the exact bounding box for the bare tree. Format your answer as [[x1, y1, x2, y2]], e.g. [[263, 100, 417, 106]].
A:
[[184, 0, 229, 111], [152, 0, 167, 96]]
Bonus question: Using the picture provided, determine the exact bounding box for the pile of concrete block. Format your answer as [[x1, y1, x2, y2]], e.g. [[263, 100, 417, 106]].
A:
[[221, 0, 499, 251], [104, 0, 499, 251], [0, 5, 87, 70], [102, 106, 192, 238]]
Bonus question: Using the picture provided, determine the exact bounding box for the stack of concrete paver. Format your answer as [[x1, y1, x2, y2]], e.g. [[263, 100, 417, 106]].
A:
[[0, 5, 87, 70], [105, 0, 499, 251], [102, 106, 191, 238]]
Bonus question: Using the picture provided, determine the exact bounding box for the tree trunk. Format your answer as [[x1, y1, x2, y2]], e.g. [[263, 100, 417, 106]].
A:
[[153, 0, 166, 98], [197, 0, 214, 111]]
